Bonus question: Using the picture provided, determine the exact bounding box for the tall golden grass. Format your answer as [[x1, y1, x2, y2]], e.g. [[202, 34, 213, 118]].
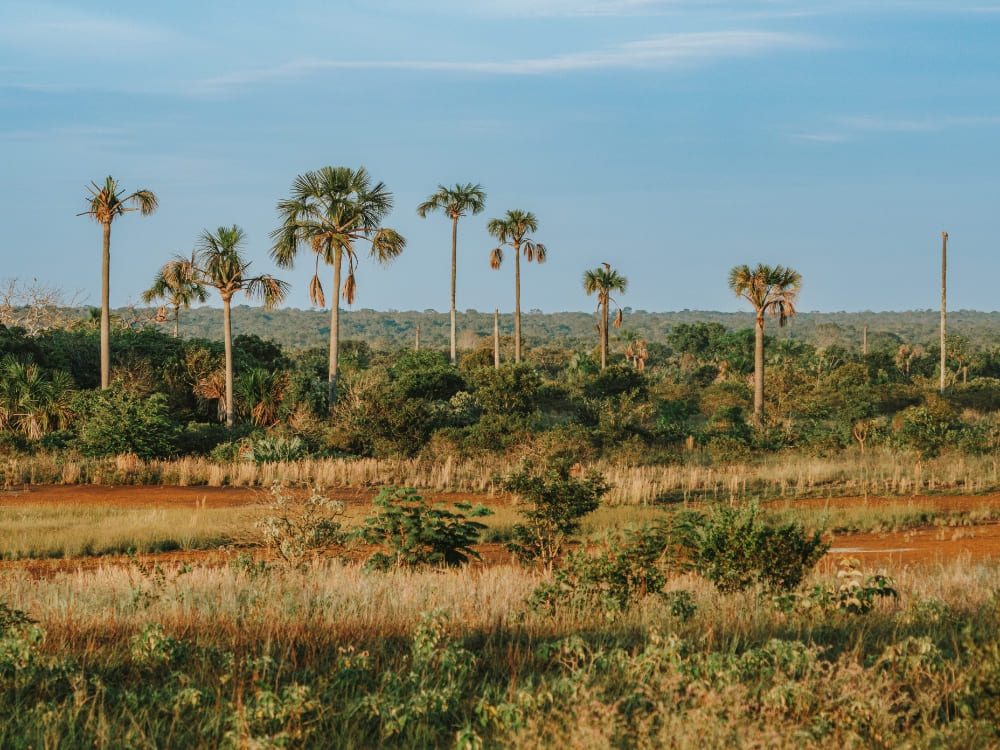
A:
[[4, 448, 999, 504]]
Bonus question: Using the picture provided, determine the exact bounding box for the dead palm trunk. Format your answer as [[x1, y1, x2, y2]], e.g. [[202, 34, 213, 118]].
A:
[[100, 221, 112, 389], [940, 231, 947, 395]]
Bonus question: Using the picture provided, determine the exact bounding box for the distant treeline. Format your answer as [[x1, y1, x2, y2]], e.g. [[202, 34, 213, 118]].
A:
[[102, 306, 1000, 354]]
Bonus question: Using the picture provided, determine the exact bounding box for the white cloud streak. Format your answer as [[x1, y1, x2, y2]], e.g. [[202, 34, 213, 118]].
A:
[[196, 30, 818, 93], [791, 114, 1000, 144]]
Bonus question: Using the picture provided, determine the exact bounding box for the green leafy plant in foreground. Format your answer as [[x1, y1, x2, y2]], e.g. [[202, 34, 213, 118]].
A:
[[357, 486, 493, 570]]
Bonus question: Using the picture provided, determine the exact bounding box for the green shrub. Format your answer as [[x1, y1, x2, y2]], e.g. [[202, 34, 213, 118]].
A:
[[501, 459, 609, 569], [686, 503, 829, 593], [245, 434, 308, 464], [356, 487, 493, 570], [74, 387, 180, 459], [529, 524, 672, 615]]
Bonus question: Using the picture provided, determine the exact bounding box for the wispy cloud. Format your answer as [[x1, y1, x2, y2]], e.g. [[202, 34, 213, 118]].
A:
[[791, 113, 1000, 144], [196, 30, 818, 93], [789, 132, 852, 143], [0, 3, 186, 59], [401, 0, 1000, 19]]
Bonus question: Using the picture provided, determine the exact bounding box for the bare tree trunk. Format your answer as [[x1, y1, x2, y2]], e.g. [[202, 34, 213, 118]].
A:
[[415, 324, 420, 351], [940, 231, 948, 395], [328, 252, 342, 408], [494, 308, 500, 369], [862, 326, 867, 355], [600, 297, 608, 369], [100, 221, 112, 389], [753, 314, 765, 422], [223, 295, 234, 427], [514, 244, 522, 363], [173, 307, 180, 339], [450, 216, 458, 366]]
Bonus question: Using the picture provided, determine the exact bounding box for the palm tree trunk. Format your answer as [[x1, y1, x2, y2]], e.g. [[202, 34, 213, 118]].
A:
[[173, 306, 180, 338], [514, 244, 522, 363], [328, 251, 342, 407], [223, 295, 234, 428], [100, 221, 112, 389], [450, 216, 458, 366], [600, 296, 609, 370], [753, 314, 765, 422]]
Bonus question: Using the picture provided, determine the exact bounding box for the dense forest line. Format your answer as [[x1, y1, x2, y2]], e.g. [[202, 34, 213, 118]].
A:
[[5, 302, 1000, 473], [19, 304, 1000, 354]]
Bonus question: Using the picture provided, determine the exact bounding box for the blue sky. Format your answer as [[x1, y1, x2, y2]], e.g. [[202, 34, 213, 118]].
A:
[[2, 1, 999, 316]]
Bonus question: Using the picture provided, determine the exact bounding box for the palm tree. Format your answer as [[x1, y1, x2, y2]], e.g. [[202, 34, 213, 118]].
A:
[[0, 356, 75, 440], [487, 210, 546, 363], [193, 226, 288, 427], [727, 263, 802, 422], [141, 254, 208, 337], [417, 183, 487, 366], [79, 176, 158, 389], [271, 166, 405, 405], [583, 263, 628, 370]]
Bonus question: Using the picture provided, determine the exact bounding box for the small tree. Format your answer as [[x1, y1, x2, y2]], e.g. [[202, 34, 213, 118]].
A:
[[357, 487, 492, 570], [501, 458, 609, 570]]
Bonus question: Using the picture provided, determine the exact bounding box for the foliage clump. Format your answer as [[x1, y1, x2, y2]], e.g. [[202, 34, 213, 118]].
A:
[[501, 458, 609, 569], [685, 503, 829, 593], [356, 486, 493, 570]]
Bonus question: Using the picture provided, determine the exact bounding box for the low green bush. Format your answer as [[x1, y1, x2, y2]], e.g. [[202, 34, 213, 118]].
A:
[[356, 487, 493, 570]]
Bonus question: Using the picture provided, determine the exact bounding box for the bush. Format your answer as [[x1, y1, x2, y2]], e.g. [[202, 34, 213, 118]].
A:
[[356, 487, 493, 570], [501, 459, 609, 570], [529, 524, 672, 615], [245, 434, 308, 464], [686, 503, 829, 593], [255, 483, 347, 568], [74, 387, 180, 459]]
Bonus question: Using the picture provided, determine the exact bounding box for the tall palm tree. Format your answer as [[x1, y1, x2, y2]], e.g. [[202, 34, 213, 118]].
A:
[[79, 176, 158, 389], [583, 263, 628, 370], [141, 254, 208, 338], [487, 210, 546, 363], [271, 166, 405, 405], [728, 263, 802, 422], [193, 226, 288, 427], [417, 183, 487, 366]]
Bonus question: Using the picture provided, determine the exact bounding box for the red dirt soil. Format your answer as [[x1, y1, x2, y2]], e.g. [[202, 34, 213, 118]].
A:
[[3, 485, 1000, 574]]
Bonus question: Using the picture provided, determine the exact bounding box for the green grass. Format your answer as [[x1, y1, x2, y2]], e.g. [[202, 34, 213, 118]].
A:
[[0, 504, 254, 559]]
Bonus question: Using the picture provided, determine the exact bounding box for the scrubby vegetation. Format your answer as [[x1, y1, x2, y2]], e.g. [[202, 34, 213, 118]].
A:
[[6, 301, 1000, 746], [4, 315, 1000, 491]]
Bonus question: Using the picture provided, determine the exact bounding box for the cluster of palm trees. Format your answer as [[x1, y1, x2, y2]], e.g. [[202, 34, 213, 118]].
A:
[[81, 169, 802, 426]]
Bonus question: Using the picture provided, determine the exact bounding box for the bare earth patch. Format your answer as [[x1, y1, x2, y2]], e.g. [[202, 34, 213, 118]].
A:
[[3, 484, 1000, 573]]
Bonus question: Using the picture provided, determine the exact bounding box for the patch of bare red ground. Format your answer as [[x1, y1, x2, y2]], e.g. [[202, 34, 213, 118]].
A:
[[3, 485, 1000, 575]]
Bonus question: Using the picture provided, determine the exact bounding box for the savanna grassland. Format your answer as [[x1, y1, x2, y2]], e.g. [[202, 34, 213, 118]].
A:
[[6, 301, 1000, 746]]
